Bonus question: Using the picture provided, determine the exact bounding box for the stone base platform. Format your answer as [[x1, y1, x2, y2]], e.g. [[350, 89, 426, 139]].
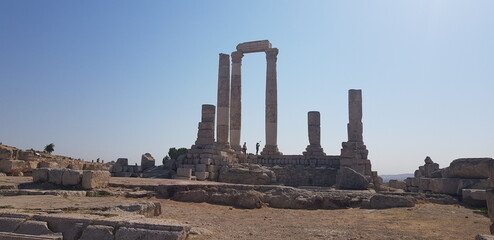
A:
[[0, 212, 189, 240], [260, 145, 282, 156], [303, 144, 326, 157]]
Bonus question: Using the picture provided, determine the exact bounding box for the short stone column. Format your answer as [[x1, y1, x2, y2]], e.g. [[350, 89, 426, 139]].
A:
[[341, 89, 368, 159], [303, 111, 325, 157], [216, 53, 230, 148], [230, 51, 243, 151], [261, 48, 281, 156], [195, 104, 216, 146]]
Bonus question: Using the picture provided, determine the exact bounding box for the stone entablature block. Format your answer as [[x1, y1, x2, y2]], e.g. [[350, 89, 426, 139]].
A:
[[236, 40, 272, 53]]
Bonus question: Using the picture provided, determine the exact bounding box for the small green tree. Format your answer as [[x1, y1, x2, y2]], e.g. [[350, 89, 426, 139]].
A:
[[167, 147, 188, 160], [44, 143, 55, 154]]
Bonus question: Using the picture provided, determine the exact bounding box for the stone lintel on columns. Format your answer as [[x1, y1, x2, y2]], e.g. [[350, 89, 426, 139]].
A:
[[236, 40, 272, 53]]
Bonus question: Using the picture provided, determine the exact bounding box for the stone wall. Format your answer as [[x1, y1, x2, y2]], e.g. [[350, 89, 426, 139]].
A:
[[110, 158, 141, 177], [271, 167, 337, 187], [0, 212, 189, 240], [405, 157, 492, 207], [32, 169, 110, 190], [239, 155, 340, 168], [0, 144, 109, 176]]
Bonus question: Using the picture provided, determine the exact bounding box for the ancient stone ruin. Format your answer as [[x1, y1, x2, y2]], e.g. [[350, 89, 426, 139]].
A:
[[177, 40, 378, 189], [0, 144, 109, 176], [404, 157, 490, 207]]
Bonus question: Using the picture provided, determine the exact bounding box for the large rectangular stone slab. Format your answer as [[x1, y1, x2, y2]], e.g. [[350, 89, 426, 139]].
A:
[[0, 160, 26, 174], [82, 171, 110, 190], [447, 158, 493, 179], [462, 189, 486, 207], [176, 168, 192, 178], [0, 217, 24, 232], [62, 170, 82, 186], [15, 220, 56, 235], [79, 225, 114, 240], [32, 168, 50, 182], [236, 40, 272, 53], [0, 232, 62, 240], [420, 178, 487, 195], [48, 169, 65, 185], [115, 227, 182, 240]]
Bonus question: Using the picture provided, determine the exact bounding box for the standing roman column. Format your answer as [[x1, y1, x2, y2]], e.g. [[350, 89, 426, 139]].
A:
[[347, 89, 363, 142], [230, 51, 243, 151], [308, 111, 321, 146], [261, 48, 281, 155], [303, 111, 325, 157], [341, 89, 368, 159], [216, 53, 230, 147]]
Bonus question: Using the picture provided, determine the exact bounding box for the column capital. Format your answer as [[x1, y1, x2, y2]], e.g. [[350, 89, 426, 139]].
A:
[[231, 51, 244, 63], [265, 48, 278, 61]]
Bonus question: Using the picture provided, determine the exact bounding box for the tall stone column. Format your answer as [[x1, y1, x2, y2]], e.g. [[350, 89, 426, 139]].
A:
[[230, 51, 243, 151], [261, 48, 281, 155], [216, 53, 230, 148], [303, 111, 325, 157], [348, 89, 363, 142], [341, 89, 368, 159]]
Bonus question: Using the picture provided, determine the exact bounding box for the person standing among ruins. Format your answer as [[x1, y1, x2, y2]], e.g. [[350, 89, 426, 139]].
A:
[[256, 142, 260, 155], [242, 142, 247, 154]]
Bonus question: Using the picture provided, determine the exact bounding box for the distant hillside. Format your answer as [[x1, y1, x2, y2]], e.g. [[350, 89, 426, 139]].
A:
[[380, 174, 414, 183]]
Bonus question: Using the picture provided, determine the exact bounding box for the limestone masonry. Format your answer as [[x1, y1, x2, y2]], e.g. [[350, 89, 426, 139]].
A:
[[178, 40, 378, 189]]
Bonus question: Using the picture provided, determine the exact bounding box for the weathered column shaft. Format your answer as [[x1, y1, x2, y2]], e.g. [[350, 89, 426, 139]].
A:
[[230, 51, 243, 149], [308, 111, 320, 145], [216, 53, 230, 144], [265, 48, 278, 147], [195, 104, 216, 146], [347, 89, 363, 142], [304, 111, 325, 157], [341, 89, 368, 159]]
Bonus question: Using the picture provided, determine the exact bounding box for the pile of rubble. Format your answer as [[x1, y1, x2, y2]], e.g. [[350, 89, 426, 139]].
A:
[[404, 157, 490, 207], [0, 144, 108, 177]]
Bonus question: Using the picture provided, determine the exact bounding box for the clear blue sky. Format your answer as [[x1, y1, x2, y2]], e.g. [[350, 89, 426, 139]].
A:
[[1, 1, 493, 174]]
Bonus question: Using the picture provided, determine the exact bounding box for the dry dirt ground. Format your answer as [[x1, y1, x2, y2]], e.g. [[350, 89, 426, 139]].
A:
[[155, 199, 489, 240], [0, 177, 490, 240]]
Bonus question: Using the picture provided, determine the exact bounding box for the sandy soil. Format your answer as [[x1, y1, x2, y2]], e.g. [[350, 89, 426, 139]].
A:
[[0, 177, 489, 239], [156, 199, 489, 240]]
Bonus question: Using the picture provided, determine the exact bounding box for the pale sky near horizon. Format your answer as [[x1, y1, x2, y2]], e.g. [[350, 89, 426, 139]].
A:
[[1, 1, 493, 174]]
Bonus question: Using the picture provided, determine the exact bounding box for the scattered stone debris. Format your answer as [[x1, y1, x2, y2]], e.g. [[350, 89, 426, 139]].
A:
[[405, 157, 490, 205]]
